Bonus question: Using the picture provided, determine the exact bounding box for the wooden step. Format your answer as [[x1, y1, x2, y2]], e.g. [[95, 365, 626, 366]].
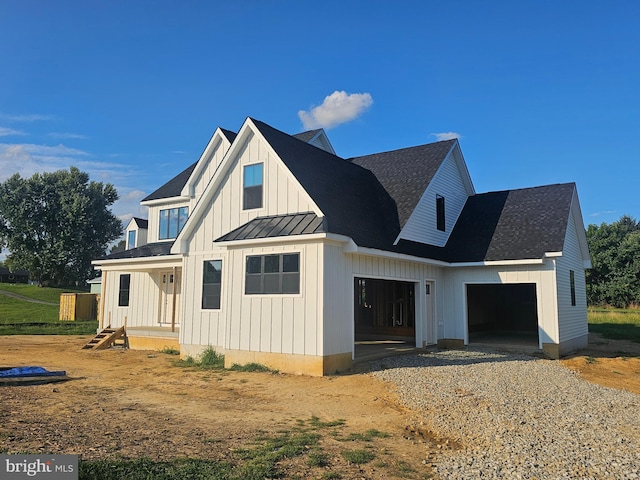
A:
[[82, 326, 128, 350]]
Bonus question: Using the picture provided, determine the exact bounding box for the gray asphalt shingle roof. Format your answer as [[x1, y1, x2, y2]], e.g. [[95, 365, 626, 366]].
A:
[[142, 128, 238, 202], [142, 162, 197, 202], [350, 139, 457, 228], [100, 241, 175, 260], [117, 119, 577, 264], [251, 119, 400, 250]]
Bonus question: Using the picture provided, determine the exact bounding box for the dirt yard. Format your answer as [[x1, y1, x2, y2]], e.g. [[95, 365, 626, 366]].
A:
[[1, 334, 639, 479]]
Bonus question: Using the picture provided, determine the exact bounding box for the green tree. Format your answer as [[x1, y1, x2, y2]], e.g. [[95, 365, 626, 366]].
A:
[[586, 215, 640, 307], [0, 167, 122, 286]]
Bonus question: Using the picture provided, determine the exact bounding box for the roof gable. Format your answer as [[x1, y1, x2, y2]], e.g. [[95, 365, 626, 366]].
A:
[[251, 119, 400, 249], [293, 128, 336, 154], [349, 139, 459, 228]]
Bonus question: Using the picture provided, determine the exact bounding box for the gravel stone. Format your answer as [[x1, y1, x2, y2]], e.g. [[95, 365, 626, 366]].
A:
[[371, 348, 640, 479]]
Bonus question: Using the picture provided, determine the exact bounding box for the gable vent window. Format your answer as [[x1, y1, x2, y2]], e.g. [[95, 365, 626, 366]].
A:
[[243, 163, 263, 210], [159, 207, 188, 240], [570, 270, 576, 306], [245, 253, 299, 294], [436, 194, 446, 232]]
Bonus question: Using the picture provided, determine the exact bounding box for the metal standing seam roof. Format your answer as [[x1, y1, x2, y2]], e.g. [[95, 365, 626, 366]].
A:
[[216, 213, 326, 242]]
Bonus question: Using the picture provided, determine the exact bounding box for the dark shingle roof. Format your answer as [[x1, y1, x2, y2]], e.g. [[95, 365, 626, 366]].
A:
[[100, 241, 175, 260], [251, 119, 400, 249], [220, 128, 237, 143], [393, 183, 575, 262], [142, 162, 197, 202], [445, 183, 574, 262], [132, 217, 148, 229], [349, 139, 457, 228], [142, 128, 237, 202], [217, 213, 326, 242]]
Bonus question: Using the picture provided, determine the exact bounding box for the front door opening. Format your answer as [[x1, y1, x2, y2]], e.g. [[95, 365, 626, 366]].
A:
[[354, 277, 416, 341], [467, 283, 538, 345]]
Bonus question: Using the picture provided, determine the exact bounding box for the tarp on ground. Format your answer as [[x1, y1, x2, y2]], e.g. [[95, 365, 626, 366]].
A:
[[0, 366, 66, 377]]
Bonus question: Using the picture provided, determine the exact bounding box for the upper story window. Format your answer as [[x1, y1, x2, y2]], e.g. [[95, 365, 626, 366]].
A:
[[436, 194, 445, 232], [159, 206, 188, 240], [243, 163, 263, 210], [127, 230, 136, 250]]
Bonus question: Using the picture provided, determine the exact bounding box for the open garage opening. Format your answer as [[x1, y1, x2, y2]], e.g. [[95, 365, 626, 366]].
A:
[[353, 277, 417, 360], [467, 283, 539, 347]]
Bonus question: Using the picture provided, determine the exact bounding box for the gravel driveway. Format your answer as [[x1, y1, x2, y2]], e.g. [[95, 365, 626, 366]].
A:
[[371, 348, 640, 479]]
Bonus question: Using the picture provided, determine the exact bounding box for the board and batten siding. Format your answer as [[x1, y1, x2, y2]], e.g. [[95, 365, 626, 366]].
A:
[[221, 242, 323, 356], [555, 204, 589, 342], [101, 270, 161, 329], [180, 130, 323, 352], [400, 149, 470, 247], [443, 263, 559, 345], [189, 137, 229, 202], [322, 244, 445, 356]]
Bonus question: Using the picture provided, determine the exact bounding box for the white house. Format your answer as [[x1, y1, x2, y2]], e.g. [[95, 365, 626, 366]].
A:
[[92, 117, 591, 375]]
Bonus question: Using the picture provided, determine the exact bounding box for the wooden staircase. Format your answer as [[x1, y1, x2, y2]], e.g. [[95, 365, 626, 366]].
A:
[[82, 326, 128, 350]]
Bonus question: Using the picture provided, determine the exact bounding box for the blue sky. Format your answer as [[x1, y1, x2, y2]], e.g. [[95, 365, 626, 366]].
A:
[[1, 0, 639, 235]]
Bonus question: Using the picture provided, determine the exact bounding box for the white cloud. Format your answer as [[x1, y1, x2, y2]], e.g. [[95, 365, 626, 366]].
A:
[[298, 90, 373, 130], [0, 113, 55, 122], [48, 132, 88, 140], [589, 210, 616, 217], [431, 132, 462, 141], [0, 127, 26, 137], [0, 142, 146, 223]]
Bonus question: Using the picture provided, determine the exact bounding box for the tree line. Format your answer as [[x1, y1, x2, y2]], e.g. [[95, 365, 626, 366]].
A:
[[586, 215, 640, 308], [0, 167, 122, 286]]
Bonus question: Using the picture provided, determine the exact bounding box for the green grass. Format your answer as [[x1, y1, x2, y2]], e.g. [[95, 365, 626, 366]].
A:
[[50, 418, 398, 479], [341, 449, 376, 464], [0, 283, 86, 303], [79, 458, 233, 480], [0, 283, 97, 334], [588, 308, 640, 343]]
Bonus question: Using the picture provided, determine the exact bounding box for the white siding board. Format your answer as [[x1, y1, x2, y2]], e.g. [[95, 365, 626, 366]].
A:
[[443, 263, 559, 345], [400, 151, 470, 247], [556, 203, 589, 342]]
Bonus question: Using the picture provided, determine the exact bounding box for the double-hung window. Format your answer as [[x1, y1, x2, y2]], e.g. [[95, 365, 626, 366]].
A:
[[202, 260, 222, 310], [118, 274, 131, 307], [243, 163, 263, 210], [245, 253, 299, 294], [159, 207, 188, 240]]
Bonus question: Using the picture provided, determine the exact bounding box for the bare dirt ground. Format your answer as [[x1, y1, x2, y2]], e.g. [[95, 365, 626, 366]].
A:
[[1, 334, 639, 479]]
